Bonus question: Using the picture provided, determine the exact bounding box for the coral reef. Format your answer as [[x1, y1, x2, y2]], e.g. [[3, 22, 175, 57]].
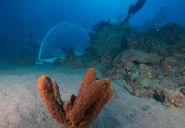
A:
[[37, 68, 114, 128], [88, 21, 185, 108], [102, 49, 161, 80], [88, 21, 130, 66], [143, 23, 185, 56], [113, 49, 162, 65], [128, 86, 184, 108]]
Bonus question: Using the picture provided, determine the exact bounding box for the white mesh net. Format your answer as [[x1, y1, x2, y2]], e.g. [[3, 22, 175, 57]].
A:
[[38, 23, 90, 62]]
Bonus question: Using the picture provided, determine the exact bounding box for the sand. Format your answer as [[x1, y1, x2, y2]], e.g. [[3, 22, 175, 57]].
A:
[[0, 62, 184, 128]]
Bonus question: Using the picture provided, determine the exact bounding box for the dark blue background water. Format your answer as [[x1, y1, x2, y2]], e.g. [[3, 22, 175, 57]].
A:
[[0, 0, 185, 58]]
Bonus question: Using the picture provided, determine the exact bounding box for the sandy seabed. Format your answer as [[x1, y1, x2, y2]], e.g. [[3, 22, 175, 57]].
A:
[[0, 62, 184, 128]]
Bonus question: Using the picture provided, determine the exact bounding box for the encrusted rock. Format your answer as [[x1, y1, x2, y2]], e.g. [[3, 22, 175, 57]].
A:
[[139, 64, 156, 79], [163, 89, 184, 108], [114, 49, 162, 66], [161, 57, 177, 72]]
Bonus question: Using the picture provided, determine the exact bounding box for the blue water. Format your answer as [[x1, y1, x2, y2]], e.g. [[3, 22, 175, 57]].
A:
[[0, 0, 185, 59]]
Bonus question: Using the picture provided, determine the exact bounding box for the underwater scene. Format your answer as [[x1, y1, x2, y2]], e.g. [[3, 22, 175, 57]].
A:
[[0, 0, 185, 128]]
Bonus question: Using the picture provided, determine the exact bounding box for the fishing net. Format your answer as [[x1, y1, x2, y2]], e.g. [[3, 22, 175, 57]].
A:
[[38, 23, 90, 62]]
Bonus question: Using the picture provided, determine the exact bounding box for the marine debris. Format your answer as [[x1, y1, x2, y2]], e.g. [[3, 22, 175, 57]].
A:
[[37, 68, 114, 128], [38, 23, 90, 63]]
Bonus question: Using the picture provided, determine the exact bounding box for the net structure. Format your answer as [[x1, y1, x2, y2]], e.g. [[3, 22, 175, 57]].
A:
[[38, 23, 90, 62]]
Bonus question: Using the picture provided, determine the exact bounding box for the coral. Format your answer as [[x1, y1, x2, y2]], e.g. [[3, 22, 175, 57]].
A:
[[141, 23, 185, 56], [126, 34, 146, 50], [37, 68, 114, 128], [92, 20, 113, 33], [139, 64, 156, 79], [103, 49, 162, 79], [87, 21, 185, 109], [163, 89, 184, 108], [131, 85, 184, 108], [114, 49, 162, 66], [161, 57, 177, 72], [90, 22, 129, 66], [93, 28, 122, 64], [129, 77, 140, 95], [38, 76, 65, 124], [134, 87, 158, 99]]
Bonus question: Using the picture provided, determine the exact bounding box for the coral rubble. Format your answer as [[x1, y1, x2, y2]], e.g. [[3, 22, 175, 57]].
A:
[[38, 68, 114, 128]]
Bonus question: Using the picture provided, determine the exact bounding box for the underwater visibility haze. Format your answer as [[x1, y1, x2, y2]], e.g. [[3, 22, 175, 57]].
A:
[[0, 0, 185, 128]]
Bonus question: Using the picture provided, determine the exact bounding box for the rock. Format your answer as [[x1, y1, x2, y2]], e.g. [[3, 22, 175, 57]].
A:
[[114, 49, 162, 66], [142, 105, 150, 110]]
